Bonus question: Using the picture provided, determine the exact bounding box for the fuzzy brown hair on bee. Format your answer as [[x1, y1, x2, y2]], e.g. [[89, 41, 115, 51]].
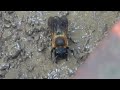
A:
[[48, 15, 76, 64]]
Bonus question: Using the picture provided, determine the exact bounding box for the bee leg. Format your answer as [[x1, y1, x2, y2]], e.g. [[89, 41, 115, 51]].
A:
[[70, 49, 76, 59], [66, 50, 68, 61], [67, 47, 76, 59], [68, 35, 77, 44], [66, 56, 68, 61], [52, 50, 58, 64], [54, 55, 58, 64], [51, 48, 54, 61]]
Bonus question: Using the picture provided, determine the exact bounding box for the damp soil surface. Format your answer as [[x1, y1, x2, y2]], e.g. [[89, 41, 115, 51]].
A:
[[0, 11, 120, 79]]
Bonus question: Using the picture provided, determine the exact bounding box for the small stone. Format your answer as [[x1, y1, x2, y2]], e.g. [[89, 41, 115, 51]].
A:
[[68, 69, 74, 77], [34, 35, 39, 41], [0, 63, 10, 71], [11, 22, 16, 28]]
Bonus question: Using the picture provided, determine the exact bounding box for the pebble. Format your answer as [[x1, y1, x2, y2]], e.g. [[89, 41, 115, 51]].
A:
[[0, 63, 10, 71]]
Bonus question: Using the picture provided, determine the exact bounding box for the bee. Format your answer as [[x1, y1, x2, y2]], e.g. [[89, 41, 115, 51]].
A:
[[48, 15, 76, 63]]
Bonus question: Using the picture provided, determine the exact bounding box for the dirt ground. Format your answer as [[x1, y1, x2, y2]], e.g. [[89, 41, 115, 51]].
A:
[[0, 11, 120, 79]]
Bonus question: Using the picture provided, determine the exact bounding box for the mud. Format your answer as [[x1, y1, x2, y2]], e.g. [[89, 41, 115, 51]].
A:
[[0, 11, 120, 79]]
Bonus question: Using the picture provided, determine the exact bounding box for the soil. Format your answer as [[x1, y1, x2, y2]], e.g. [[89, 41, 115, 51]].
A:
[[0, 11, 120, 79]]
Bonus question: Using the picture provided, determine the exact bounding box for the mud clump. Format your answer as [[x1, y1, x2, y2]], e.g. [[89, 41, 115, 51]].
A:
[[0, 11, 119, 79]]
